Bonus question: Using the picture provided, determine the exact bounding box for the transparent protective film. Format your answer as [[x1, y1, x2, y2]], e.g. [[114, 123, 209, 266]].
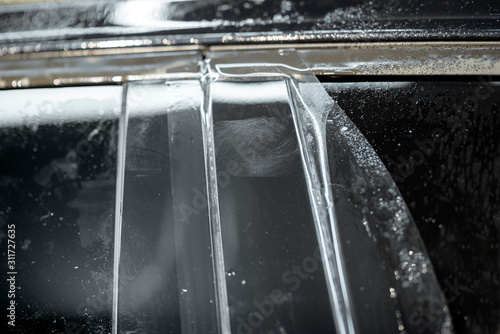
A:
[[211, 79, 337, 334], [0, 87, 121, 333], [116, 81, 219, 334], [209, 49, 453, 334]]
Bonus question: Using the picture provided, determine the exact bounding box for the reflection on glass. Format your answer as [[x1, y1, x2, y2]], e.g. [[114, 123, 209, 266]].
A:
[[0, 86, 121, 333], [212, 80, 336, 334], [117, 82, 219, 334]]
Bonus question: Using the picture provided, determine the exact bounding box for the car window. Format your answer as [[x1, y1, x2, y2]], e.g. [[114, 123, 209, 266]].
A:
[[0, 86, 121, 333]]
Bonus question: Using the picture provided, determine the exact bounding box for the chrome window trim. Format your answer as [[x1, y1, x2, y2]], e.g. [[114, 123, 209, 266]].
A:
[[0, 42, 499, 90]]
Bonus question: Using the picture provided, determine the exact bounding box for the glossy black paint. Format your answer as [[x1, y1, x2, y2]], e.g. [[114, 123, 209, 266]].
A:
[[0, 0, 498, 52], [323, 78, 500, 334]]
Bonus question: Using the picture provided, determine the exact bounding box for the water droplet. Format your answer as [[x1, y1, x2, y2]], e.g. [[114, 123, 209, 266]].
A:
[[389, 287, 397, 299]]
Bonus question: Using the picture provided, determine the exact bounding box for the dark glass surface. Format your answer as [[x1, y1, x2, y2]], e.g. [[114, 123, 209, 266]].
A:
[[323, 78, 500, 334], [213, 81, 336, 334], [118, 113, 181, 333], [0, 87, 120, 333], [118, 82, 219, 334]]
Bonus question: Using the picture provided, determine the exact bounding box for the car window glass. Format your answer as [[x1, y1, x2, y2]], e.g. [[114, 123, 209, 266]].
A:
[[0, 86, 121, 333]]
